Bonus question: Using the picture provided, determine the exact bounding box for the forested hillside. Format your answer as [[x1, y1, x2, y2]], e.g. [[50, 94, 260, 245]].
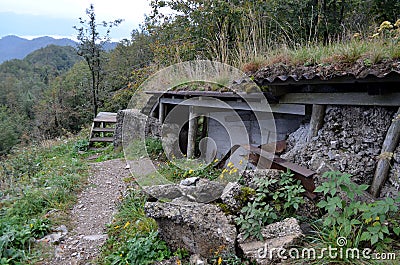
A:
[[0, 45, 82, 154], [0, 0, 399, 155]]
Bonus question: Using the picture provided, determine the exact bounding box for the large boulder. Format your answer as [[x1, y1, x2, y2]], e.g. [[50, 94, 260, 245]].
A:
[[145, 201, 237, 258], [142, 178, 225, 203], [238, 218, 303, 264]]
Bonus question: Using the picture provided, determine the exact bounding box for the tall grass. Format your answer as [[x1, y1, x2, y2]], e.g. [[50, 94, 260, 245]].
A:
[[0, 136, 89, 264]]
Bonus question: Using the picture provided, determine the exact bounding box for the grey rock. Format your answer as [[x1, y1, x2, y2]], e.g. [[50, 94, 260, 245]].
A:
[[190, 254, 207, 265], [238, 218, 303, 264], [180, 178, 224, 203], [220, 182, 248, 213], [38, 232, 65, 244], [180, 177, 200, 186], [54, 225, 68, 234], [143, 178, 224, 203], [145, 201, 237, 258], [82, 234, 108, 241], [143, 184, 183, 200], [283, 106, 396, 188]]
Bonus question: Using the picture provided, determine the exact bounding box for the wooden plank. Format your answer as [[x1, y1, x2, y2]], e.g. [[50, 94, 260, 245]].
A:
[[242, 145, 315, 178], [280, 93, 400, 106], [370, 107, 400, 197], [146, 90, 264, 99], [93, 112, 117, 123], [89, 137, 114, 143], [307, 105, 326, 142], [89, 137, 114, 142], [92, 128, 115, 133], [160, 98, 305, 115], [159, 102, 165, 123]]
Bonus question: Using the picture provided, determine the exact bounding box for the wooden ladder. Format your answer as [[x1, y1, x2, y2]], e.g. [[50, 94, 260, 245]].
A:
[[89, 112, 117, 146]]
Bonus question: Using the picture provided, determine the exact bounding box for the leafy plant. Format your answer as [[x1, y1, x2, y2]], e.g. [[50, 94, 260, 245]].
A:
[[235, 170, 305, 240], [315, 171, 400, 250], [105, 232, 171, 265], [29, 219, 51, 238], [100, 190, 163, 264], [155, 158, 223, 183], [73, 139, 90, 152]]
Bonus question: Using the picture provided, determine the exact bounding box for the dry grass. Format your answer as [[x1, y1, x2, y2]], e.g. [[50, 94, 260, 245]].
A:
[[240, 37, 400, 72]]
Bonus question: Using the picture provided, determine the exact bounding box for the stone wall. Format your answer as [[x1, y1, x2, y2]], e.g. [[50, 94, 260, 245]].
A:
[[282, 106, 399, 198], [113, 109, 161, 149]]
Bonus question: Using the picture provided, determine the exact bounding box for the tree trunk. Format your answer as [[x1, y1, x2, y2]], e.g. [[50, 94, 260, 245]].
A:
[[370, 107, 400, 197], [307, 104, 326, 142]]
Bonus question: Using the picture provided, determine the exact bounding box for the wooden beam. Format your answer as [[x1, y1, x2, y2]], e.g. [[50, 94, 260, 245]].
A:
[[307, 105, 326, 142], [158, 101, 165, 123], [280, 93, 400, 106], [160, 97, 305, 115], [370, 107, 400, 197], [187, 106, 198, 159]]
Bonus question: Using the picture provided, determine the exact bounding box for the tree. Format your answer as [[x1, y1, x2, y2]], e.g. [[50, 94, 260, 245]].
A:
[[74, 4, 122, 118]]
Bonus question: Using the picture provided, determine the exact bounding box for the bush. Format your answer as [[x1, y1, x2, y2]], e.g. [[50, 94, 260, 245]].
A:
[[235, 170, 305, 240], [315, 171, 400, 251], [105, 232, 171, 265]]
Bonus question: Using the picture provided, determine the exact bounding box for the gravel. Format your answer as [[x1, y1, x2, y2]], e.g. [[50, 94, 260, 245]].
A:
[[43, 159, 131, 265]]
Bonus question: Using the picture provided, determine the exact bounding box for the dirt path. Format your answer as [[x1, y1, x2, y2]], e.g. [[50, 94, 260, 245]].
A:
[[45, 159, 131, 265]]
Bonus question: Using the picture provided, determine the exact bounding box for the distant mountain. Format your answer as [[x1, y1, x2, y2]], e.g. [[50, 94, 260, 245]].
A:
[[0, 35, 118, 63], [0, 35, 76, 63]]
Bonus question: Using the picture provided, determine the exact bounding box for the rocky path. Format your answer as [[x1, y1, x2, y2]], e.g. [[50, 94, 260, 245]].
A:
[[45, 159, 131, 265]]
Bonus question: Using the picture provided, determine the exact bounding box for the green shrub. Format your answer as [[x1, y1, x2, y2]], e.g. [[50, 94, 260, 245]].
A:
[[105, 232, 171, 265], [235, 170, 305, 240], [315, 171, 400, 251], [156, 158, 222, 182]]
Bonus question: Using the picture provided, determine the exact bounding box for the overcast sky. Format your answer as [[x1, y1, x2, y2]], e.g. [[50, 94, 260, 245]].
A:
[[0, 0, 152, 40]]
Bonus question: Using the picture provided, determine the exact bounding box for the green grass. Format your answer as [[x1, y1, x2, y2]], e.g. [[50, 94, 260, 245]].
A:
[[0, 136, 90, 264], [98, 189, 172, 265]]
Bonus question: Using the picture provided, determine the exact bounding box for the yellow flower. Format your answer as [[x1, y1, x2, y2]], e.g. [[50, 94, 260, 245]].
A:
[[217, 257, 222, 265], [123, 221, 130, 229], [114, 225, 121, 229], [30, 224, 33, 228], [227, 162, 234, 168], [378, 21, 393, 32], [188, 169, 194, 174], [371, 32, 380, 38], [220, 173, 224, 179], [239, 160, 243, 165], [222, 168, 228, 174], [214, 158, 219, 163], [176, 258, 181, 265]]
